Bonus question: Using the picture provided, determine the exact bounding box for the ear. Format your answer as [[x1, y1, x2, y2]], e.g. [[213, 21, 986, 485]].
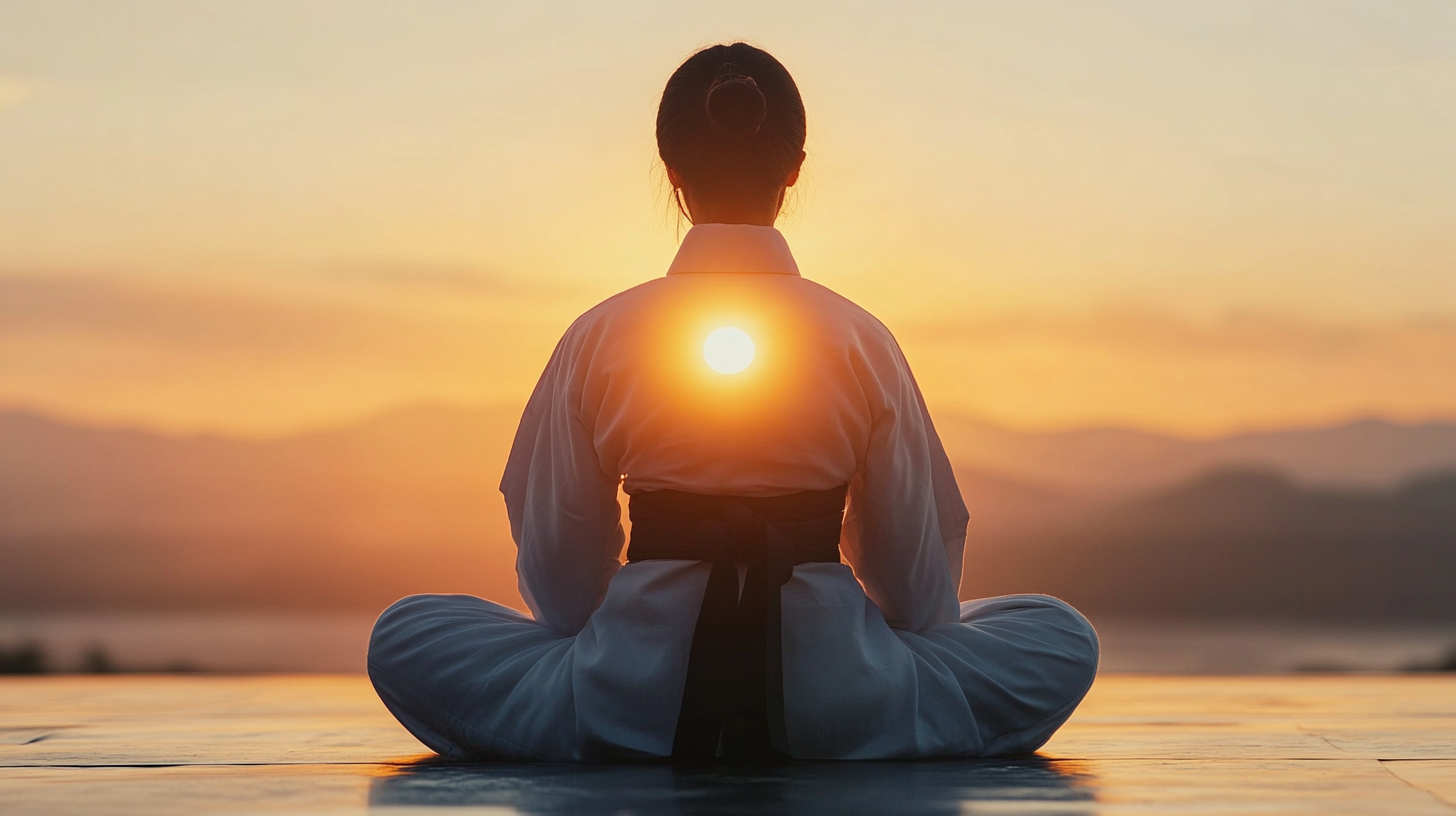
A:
[[666, 165, 683, 188], [784, 150, 806, 188]]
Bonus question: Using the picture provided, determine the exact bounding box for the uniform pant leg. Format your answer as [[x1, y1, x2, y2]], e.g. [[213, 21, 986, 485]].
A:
[[916, 594, 1099, 756], [367, 593, 575, 760]]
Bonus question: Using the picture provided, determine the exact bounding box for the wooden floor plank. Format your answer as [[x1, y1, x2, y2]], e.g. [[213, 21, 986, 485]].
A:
[[1384, 761, 1456, 810], [2, 674, 1454, 814]]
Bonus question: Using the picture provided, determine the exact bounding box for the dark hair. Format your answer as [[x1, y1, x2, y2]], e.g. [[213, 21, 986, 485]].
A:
[[656, 43, 806, 213]]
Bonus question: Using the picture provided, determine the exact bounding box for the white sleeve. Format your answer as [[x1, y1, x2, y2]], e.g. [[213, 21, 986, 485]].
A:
[[839, 339, 967, 632], [499, 331, 624, 636]]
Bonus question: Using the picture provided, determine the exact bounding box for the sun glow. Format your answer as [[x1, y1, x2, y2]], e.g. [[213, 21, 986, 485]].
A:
[[703, 327, 755, 375]]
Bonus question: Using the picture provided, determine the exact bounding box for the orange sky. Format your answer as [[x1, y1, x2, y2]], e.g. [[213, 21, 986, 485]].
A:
[[2, 1, 1454, 437]]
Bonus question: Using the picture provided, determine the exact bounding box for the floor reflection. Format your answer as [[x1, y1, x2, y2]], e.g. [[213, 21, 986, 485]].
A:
[[368, 757, 1096, 815]]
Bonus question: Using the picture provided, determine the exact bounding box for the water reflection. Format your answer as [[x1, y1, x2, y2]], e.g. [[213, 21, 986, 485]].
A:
[[369, 757, 1095, 815]]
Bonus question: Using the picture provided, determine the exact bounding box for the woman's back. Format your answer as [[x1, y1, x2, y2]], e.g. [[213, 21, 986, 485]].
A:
[[368, 41, 1098, 765], [504, 224, 966, 638], [530, 225, 896, 498]]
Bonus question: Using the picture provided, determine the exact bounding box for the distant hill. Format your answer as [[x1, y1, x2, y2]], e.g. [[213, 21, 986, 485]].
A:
[[2, 406, 1455, 619], [963, 469, 1456, 621], [0, 406, 525, 611], [936, 415, 1456, 497]]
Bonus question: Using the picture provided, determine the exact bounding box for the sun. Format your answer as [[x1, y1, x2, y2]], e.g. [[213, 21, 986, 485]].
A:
[[703, 327, 755, 374]]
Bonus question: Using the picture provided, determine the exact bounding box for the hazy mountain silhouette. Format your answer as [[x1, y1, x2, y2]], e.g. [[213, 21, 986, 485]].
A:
[[3, 405, 1455, 618], [936, 414, 1456, 497], [0, 406, 523, 610], [963, 468, 1456, 621]]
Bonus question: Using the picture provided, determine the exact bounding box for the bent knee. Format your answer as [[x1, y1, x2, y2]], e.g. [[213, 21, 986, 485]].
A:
[[963, 593, 1100, 672], [1019, 594, 1096, 637], [1020, 594, 1098, 665], [368, 594, 476, 669], [1034, 596, 1099, 694], [374, 593, 456, 626], [368, 593, 538, 669], [372, 593, 448, 641]]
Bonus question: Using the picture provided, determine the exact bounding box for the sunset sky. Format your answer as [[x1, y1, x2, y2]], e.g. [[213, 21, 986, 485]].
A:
[[3, 1, 1454, 437]]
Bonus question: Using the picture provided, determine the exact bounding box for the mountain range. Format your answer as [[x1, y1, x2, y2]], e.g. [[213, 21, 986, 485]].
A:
[[938, 414, 1456, 497], [2, 405, 1454, 620], [962, 468, 1456, 620]]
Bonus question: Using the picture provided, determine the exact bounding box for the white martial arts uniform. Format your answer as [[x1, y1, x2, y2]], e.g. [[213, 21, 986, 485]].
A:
[[368, 225, 1098, 761]]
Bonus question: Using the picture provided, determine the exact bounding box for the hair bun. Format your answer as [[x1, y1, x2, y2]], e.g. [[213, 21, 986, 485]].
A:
[[705, 64, 766, 138]]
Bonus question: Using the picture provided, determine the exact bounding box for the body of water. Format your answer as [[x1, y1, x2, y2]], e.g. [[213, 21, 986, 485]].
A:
[[1, 611, 1452, 674]]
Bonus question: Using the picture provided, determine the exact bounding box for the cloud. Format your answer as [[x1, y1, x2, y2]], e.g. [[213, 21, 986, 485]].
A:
[[901, 308, 1456, 360], [0, 272, 572, 435], [0, 274, 394, 353], [893, 306, 1456, 435], [8, 274, 1456, 437], [0, 271, 577, 360], [318, 262, 535, 297], [0, 270, 582, 377]]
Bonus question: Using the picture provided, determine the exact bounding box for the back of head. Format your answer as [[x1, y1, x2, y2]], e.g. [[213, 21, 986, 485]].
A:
[[656, 44, 807, 212]]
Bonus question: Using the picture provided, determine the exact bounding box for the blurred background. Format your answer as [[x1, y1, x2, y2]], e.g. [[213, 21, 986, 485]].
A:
[[2, 0, 1454, 674]]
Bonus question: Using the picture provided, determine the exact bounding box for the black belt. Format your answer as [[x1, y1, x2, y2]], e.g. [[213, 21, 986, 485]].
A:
[[627, 486, 847, 764]]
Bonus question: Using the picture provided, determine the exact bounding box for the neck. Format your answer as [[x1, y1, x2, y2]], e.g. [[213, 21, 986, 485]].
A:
[[681, 188, 785, 227]]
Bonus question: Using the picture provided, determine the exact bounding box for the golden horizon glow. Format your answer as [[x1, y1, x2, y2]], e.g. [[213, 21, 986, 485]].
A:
[[2, 4, 1455, 437], [703, 327, 756, 375]]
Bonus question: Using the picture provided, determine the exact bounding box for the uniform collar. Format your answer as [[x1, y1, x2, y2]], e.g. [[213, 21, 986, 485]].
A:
[[666, 223, 801, 277]]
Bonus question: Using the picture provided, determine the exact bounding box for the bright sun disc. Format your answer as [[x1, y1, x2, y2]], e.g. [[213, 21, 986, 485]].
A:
[[703, 327, 755, 374]]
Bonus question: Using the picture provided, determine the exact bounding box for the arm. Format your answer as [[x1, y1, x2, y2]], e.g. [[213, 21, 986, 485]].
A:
[[839, 338, 967, 632], [499, 330, 624, 635]]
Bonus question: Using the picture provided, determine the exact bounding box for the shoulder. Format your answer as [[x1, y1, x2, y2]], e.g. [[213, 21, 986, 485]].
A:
[[791, 277, 904, 353], [558, 273, 904, 362], [558, 278, 671, 344]]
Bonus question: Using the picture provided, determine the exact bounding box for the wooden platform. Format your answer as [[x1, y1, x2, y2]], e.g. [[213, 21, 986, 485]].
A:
[[2, 674, 1454, 814]]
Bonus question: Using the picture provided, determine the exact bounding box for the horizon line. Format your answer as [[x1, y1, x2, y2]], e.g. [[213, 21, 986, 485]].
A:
[[4, 400, 1456, 445]]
